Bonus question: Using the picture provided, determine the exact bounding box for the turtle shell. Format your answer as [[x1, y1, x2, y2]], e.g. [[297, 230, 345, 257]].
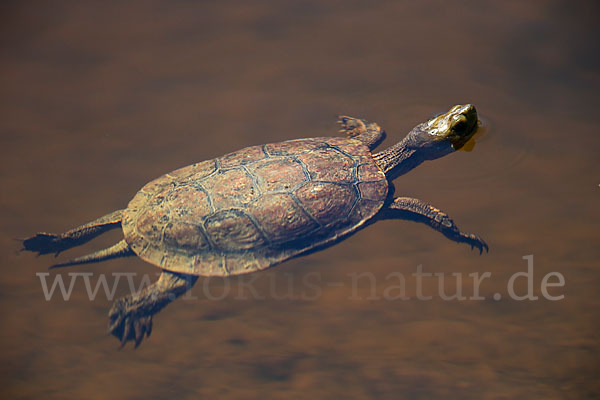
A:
[[121, 137, 388, 276]]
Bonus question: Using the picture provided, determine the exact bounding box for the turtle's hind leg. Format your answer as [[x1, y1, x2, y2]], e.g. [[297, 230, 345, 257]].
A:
[[22, 209, 124, 256], [49, 239, 134, 269]]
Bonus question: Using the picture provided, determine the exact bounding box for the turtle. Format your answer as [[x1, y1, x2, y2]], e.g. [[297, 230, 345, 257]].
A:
[[23, 104, 487, 347]]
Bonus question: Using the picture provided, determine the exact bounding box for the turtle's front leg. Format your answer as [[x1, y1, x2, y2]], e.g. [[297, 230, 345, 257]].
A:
[[337, 116, 386, 150], [380, 197, 488, 253], [108, 271, 198, 348]]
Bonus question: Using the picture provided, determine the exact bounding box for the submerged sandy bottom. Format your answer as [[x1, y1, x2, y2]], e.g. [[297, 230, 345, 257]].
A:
[[1, 1, 598, 399]]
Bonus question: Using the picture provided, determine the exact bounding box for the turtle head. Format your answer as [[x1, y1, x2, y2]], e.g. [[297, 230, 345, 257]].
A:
[[409, 104, 479, 159]]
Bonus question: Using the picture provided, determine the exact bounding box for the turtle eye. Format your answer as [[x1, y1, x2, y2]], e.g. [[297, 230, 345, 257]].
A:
[[452, 117, 468, 135], [453, 120, 466, 131]]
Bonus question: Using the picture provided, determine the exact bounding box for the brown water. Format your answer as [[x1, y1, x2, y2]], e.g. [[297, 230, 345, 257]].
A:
[[1, 1, 599, 399]]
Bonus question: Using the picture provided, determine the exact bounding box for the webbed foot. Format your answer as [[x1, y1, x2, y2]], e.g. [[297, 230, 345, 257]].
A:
[[106, 271, 197, 348], [458, 232, 488, 255], [22, 233, 72, 256], [108, 297, 153, 348], [337, 116, 385, 149], [337, 115, 371, 137], [21, 210, 123, 257], [382, 197, 489, 254]]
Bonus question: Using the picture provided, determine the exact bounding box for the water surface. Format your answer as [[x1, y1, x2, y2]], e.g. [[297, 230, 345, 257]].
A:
[[1, 1, 598, 399]]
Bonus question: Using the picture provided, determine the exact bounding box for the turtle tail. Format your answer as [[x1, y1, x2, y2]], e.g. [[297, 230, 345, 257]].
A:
[[49, 239, 134, 269]]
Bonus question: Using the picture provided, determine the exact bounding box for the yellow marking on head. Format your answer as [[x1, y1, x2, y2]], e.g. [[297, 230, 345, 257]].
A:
[[425, 104, 479, 150]]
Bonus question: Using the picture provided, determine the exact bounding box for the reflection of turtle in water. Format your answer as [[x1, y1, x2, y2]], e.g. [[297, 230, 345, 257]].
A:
[[23, 104, 487, 347]]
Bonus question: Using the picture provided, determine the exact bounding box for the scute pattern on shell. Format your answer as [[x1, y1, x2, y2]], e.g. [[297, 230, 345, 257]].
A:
[[121, 137, 388, 276]]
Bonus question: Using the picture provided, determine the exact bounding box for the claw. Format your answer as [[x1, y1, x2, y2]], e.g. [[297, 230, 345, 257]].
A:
[[108, 299, 154, 349], [120, 318, 131, 348], [108, 315, 122, 334], [460, 232, 488, 255], [134, 321, 145, 349], [107, 304, 124, 334], [473, 236, 488, 255]]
